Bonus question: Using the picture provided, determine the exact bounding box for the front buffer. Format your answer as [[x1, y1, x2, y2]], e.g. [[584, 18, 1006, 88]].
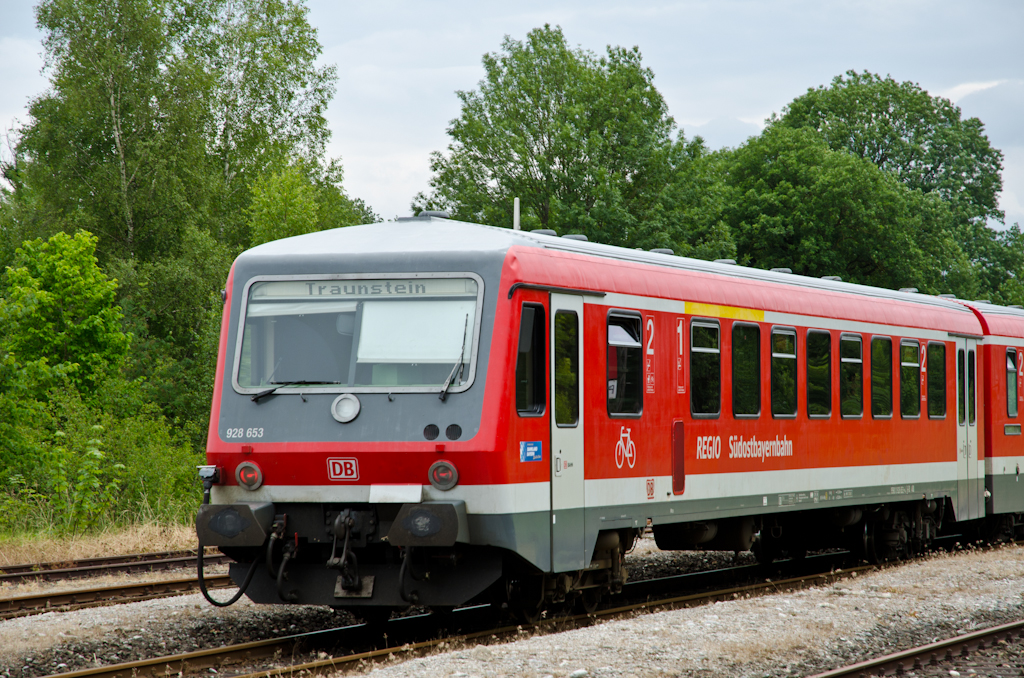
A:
[[197, 499, 503, 609]]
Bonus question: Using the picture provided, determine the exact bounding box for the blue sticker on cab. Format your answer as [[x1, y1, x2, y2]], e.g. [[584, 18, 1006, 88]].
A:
[[520, 441, 543, 462]]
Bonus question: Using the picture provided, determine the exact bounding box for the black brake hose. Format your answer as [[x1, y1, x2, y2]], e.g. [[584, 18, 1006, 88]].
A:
[[197, 536, 259, 607], [196, 479, 259, 608], [276, 550, 298, 602]]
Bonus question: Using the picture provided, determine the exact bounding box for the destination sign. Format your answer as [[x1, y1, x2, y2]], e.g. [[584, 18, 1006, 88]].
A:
[[249, 278, 478, 300]]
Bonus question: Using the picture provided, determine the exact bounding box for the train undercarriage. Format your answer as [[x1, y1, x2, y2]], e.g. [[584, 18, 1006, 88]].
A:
[[199, 498, 1023, 622], [199, 499, 638, 622]]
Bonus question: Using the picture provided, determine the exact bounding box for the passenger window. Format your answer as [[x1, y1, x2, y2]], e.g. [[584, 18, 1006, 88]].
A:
[[871, 337, 893, 418], [607, 314, 643, 416], [806, 330, 831, 418], [927, 343, 946, 418], [1008, 349, 1019, 419], [840, 335, 863, 417], [732, 323, 760, 417], [690, 321, 720, 416], [957, 349, 966, 425], [900, 341, 921, 418], [515, 304, 545, 416], [968, 349, 976, 425], [553, 311, 579, 427], [771, 329, 797, 417]]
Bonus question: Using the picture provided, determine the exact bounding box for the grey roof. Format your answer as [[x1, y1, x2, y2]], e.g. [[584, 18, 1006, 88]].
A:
[[240, 217, 975, 316]]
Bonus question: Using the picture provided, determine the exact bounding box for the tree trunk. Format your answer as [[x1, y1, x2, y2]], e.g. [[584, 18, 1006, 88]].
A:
[[107, 74, 135, 256]]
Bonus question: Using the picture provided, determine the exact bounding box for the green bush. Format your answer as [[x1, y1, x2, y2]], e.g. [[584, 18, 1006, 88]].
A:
[[0, 383, 203, 535]]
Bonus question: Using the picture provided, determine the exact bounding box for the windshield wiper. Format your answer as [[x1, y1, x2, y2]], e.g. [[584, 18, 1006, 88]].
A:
[[439, 315, 470, 402], [251, 380, 341, 403]]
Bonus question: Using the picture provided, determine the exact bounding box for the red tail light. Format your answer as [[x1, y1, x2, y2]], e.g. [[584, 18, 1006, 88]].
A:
[[428, 460, 458, 491], [236, 461, 263, 490]]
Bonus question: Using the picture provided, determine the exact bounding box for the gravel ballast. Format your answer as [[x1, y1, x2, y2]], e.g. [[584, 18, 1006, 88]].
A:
[[352, 545, 1024, 678], [1, 542, 1022, 678]]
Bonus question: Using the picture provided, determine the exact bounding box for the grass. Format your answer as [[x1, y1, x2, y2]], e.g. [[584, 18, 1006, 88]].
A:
[[0, 521, 198, 567]]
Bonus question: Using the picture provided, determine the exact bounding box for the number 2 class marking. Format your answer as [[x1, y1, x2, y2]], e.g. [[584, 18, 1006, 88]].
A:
[[645, 315, 656, 394]]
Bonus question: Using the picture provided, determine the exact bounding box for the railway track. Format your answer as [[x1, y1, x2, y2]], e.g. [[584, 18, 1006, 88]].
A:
[[0, 550, 229, 584], [0, 574, 233, 620], [35, 555, 871, 678], [808, 618, 1024, 677]]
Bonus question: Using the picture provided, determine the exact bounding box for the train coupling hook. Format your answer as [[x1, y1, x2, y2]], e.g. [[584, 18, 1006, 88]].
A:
[[326, 510, 361, 592]]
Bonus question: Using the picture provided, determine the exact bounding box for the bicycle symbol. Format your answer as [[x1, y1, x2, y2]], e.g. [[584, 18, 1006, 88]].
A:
[[614, 426, 637, 469]]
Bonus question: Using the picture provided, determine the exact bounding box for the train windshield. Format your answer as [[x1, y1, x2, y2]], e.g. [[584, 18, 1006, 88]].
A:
[[236, 277, 479, 391]]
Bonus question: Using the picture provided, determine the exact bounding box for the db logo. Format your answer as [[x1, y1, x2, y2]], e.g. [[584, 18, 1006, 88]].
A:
[[327, 458, 359, 481], [646, 478, 655, 500]]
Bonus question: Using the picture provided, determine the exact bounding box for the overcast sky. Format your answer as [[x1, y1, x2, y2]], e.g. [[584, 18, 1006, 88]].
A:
[[2, 0, 1022, 227]]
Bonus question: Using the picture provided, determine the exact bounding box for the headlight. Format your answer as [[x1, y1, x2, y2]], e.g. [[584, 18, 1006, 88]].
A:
[[331, 393, 361, 423]]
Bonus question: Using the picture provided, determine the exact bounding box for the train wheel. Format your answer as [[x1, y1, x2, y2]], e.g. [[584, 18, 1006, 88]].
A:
[[577, 588, 601, 615], [753, 533, 781, 565], [787, 544, 808, 561], [508, 576, 545, 624], [862, 522, 882, 565], [430, 605, 459, 633]]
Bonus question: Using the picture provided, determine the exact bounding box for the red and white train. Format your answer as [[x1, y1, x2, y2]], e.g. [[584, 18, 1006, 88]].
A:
[[196, 215, 1024, 618]]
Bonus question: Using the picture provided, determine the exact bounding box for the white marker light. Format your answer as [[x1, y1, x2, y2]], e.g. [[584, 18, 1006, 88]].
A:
[[331, 394, 361, 423]]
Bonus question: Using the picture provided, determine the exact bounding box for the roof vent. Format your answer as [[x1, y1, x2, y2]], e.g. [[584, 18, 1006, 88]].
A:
[[650, 248, 674, 255], [714, 259, 737, 265], [531, 228, 557, 236], [938, 293, 956, 299], [821, 276, 842, 282], [418, 210, 449, 218], [770, 267, 792, 274], [1009, 305, 1023, 310], [562, 234, 588, 241], [898, 287, 918, 293], [973, 299, 991, 304]]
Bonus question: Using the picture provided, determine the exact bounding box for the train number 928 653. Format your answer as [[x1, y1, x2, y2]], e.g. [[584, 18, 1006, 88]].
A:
[[225, 427, 264, 439]]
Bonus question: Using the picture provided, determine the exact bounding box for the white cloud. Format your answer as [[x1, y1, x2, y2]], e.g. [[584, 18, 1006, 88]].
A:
[[0, 36, 45, 131], [937, 80, 1004, 103]]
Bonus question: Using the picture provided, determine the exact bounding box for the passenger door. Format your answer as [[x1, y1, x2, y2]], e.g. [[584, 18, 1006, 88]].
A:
[[550, 294, 586, 571], [955, 337, 981, 520]]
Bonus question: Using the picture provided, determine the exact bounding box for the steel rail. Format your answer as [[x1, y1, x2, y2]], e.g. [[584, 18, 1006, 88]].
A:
[[0, 550, 229, 584], [226, 563, 877, 678], [36, 561, 875, 678], [806, 618, 1024, 678], [0, 574, 233, 620]]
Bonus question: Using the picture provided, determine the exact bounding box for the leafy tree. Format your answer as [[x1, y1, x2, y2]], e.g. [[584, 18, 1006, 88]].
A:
[[199, 0, 337, 202], [308, 161, 381, 229], [637, 141, 736, 260], [0, 0, 371, 448], [723, 126, 974, 294], [415, 25, 731, 256], [247, 165, 320, 246], [246, 162, 378, 247], [0, 350, 44, 477], [775, 70, 1004, 224], [16, 0, 214, 262], [1, 230, 130, 392]]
